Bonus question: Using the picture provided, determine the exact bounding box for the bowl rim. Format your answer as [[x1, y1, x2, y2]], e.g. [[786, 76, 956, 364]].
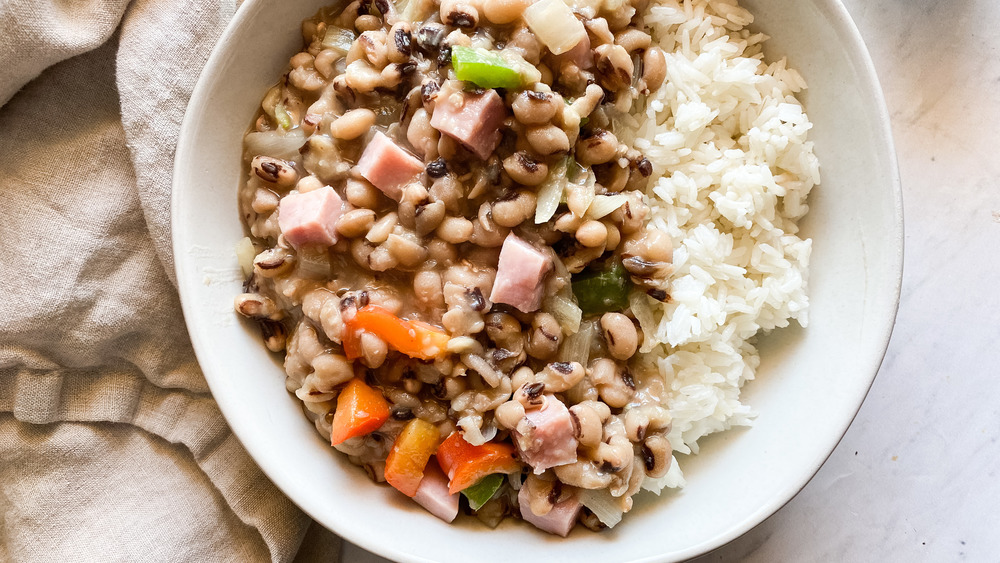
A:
[[171, 0, 903, 560]]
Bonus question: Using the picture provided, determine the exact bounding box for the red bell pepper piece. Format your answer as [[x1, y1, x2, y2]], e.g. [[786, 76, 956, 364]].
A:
[[436, 432, 522, 495], [385, 418, 441, 497], [342, 305, 450, 361], [330, 378, 390, 446]]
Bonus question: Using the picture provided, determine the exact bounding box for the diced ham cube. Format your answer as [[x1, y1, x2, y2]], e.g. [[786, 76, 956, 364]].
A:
[[430, 88, 506, 160], [277, 185, 344, 250], [355, 131, 425, 201], [513, 395, 579, 473], [489, 233, 552, 313], [412, 459, 459, 523], [518, 484, 582, 537]]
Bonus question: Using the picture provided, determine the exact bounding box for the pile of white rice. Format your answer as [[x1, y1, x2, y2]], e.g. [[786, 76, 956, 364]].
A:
[[624, 0, 820, 492]]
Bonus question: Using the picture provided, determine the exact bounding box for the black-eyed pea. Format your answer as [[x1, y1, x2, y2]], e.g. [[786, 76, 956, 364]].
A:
[[614, 29, 652, 53], [569, 84, 606, 119], [414, 270, 444, 307], [641, 46, 667, 93], [360, 332, 388, 368], [569, 403, 604, 448], [525, 312, 562, 360], [330, 108, 376, 140], [344, 60, 383, 92], [427, 238, 457, 264], [553, 460, 613, 489], [600, 312, 638, 360], [311, 353, 355, 388], [407, 108, 439, 159], [385, 233, 428, 267], [575, 129, 619, 166], [526, 124, 570, 155], [641, 435, 672, 478], [482, 0, 533, 24], [345, 178, 382, 209], [594, 43, 634, 91], [336, 208, 376, 238], [387, 21, 412, 64], [234, 293, 281, 320], [510, 365, 535, 391], [512, 90, 560, 125], [354, 14, 382, 33], [576, 220, 608, 248], [539, 361, 585, 392], [440, 0, 479, 29], [314, 49, 341, 79], [295, 175, 324, 194], [414, 200, 447, 236], [253, 248, 294, 277], [491, 190, 536, 228], [252, 156, 298, 187], [623, 408, 650, 442], [554, 211, 583, 233], [502, 151, 548, 186], [589, 358, 634, 408], [494, 400, 526, 430], [435, 216, 475, 244], [605, 222, 621, 251], [251, 188, 279, 213]]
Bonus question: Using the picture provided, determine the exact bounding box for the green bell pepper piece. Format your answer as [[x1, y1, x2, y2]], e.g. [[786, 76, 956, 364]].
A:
[[451, 46, 524, 90], [572, 259, 632, 316], [462, 473, 505, 510]]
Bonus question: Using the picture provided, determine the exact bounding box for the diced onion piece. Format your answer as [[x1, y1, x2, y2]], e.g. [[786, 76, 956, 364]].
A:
[[587, 194, 628, 219], [557, 319, 596, 363], [629, 290, 658, 353], [566, 170, 596, 217], [296, 249, 332, 279], [236, 237, 256, 277], [534, 159, 567, 224], [546, 293, 582, 334], [244, 129, 306, 160], [523, 0, 586, 56], [274, 103, 292, 130], [322, 26, 355, 55], [577, 488, 624, 528]]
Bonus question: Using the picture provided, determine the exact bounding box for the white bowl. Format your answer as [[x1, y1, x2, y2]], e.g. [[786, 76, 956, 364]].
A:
[[173, 0, 902, 560]]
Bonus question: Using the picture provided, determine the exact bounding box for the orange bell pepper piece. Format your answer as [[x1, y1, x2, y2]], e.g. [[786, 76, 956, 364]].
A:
[[342, 305, 450, 361], [384, 418, 441, 497], [330, 378, 391, 446], [436, 432, 522, 494]]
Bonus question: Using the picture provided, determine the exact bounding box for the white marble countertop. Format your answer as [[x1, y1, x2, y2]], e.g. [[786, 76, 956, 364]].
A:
[[341, 0, 1000, 560]]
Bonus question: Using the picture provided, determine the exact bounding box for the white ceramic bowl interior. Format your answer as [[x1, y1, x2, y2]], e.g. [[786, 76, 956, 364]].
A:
[[173, 0, 902, 560]]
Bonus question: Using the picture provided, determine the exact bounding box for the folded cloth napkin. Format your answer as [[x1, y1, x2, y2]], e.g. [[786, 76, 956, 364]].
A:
[[0, 0, 343, 560]]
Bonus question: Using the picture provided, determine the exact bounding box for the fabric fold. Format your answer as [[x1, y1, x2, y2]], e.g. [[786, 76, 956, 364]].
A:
[[0, 3, 330, 559]]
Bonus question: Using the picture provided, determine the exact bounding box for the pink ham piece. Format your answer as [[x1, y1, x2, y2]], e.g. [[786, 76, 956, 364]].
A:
[[429, 88, 506, 160], [518, 484, 582, 537], [355, 131, 425, 201], [277, 185, 344, 250], [412, 458, 459, 523], [513, 395, 578, 473], [552, 34, 593, 71], [490, 233, 552, 313]]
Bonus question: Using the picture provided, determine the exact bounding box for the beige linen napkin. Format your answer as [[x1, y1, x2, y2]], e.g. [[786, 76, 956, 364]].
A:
[[0, 1, 341, 560]]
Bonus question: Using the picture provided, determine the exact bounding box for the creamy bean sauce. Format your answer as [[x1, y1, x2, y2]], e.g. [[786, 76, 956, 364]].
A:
[[235, 0, 674, 534]]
